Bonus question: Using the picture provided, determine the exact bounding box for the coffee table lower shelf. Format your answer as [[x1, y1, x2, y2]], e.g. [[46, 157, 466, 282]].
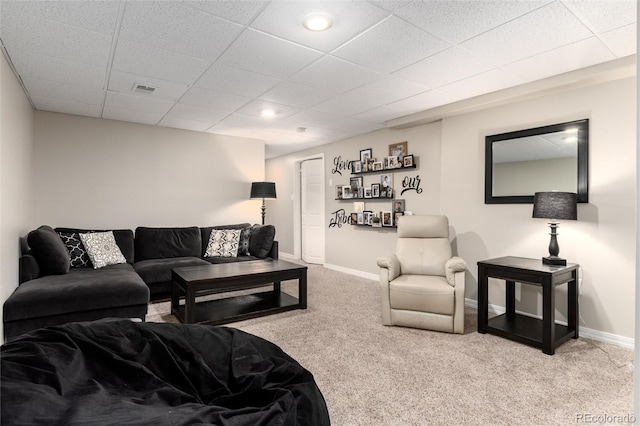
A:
[[487, 313, 575, 350], [172, 291, 301, 326]]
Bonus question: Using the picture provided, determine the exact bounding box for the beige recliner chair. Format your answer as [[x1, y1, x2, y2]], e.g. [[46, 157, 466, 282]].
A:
[[377, 215, 466, 334]]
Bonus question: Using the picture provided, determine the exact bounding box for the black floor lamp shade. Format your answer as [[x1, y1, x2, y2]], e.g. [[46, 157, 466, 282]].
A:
[[532, 192, 577, 266], [251, 182, 277, 225]]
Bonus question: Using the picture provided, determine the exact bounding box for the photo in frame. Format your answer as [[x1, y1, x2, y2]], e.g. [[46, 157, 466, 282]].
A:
[[403, 154, 414, 167], [353, 161, 362, 173], [350, 176, 363, 191], [360, 148, 372, 163], [357, 212, 364, 225], [350, 213, 358, 225], [382, 211, 393, 227], [387, 156, 400, 169], [363, 210, 373, 225], [373, 161, 383, 171], [353, 202, 365, 213], [388, 141, 408, 157], [336, 186, 343, 199], [364, 187, 372, 198], [371, 183, 380, 198], [394, 211, 404, 226], [342, 186, 353, 199], [392, 199, 405, 213]]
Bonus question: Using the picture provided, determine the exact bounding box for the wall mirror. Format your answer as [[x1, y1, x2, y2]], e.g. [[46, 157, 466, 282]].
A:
[[485, 119, 589, 204]]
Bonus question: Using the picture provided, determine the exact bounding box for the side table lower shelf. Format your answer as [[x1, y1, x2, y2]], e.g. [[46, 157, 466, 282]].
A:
[[487, 313, 575, 350]]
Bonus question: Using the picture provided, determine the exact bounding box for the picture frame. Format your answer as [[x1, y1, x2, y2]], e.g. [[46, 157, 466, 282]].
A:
[[350, 213, 358, 225], [373, 161, 383, 171], [357, 212, 364, 225], [353, 161, 362, 173], [382, 211, 393, 227], [387, 155, 400, 169], [381, 174, 393, 191], [342, 186, 353, 199], [364, 187, 372, 198], [392, 199, 405, 213], [388, 141, 408, 158], [336, 186, 343, 199], [350, 176, 363, 191], [394, 211, 404, 226], [363, 210, 373, 226], [353, 201, 365, 213], [387, 188, 394, 198], [360, 148, 372, 163], [371, 183, 380, 198], [403, 154, 414, 167]]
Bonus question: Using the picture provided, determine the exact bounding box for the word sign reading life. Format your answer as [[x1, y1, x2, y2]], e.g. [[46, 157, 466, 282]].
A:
[[331, 156, 354, 176], [328, 209, 349, 228], [400, 175, 423, 195]]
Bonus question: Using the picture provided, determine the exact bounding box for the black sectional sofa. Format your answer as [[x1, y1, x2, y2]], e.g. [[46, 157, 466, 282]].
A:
[[3, 223, 277, 340]]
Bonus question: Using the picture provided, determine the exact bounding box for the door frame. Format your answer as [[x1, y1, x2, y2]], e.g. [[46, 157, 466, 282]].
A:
[[293, 154, 325, 262]]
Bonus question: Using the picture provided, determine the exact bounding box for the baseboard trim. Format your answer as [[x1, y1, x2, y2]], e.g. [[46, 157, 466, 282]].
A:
[[464, 298, 634, 349], [278, 252, 297, 261], [324, 263, 379, 282]]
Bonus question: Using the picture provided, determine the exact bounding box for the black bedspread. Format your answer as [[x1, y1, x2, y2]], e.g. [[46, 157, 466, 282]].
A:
[[1, 320, 330, 425]]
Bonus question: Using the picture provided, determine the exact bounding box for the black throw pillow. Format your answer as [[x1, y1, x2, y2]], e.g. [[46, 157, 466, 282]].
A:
[[27, 225, 70, 275], [248, 225, 275, 259]]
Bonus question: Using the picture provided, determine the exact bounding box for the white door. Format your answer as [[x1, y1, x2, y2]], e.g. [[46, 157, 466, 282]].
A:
[[301, 159, 324, 264]]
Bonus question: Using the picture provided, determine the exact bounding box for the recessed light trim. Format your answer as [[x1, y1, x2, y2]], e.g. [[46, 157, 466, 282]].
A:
[[260, 109, 277, 118], [302, 14, 333, 32]]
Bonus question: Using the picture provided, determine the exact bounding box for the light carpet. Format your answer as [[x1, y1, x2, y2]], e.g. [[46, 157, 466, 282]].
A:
[[146, 262, 634, 425]]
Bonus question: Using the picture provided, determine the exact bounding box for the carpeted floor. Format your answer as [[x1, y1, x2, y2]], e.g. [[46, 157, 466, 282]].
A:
[[146, 262, 634, 425]]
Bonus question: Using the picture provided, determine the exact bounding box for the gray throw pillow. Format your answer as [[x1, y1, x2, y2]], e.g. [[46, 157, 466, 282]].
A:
[[27, 225, 70, 275], [80, 231, 127, 269]]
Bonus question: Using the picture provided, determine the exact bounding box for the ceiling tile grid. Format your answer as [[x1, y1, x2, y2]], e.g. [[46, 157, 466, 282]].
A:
[[0, 0, 636, 158]]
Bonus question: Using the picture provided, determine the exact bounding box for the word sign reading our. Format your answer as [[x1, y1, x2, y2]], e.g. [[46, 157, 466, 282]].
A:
[[331, 156, 354, 176], [400, 175, 423, 195]]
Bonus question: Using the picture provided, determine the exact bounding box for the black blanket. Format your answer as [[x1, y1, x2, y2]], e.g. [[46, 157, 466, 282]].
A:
[[1, 320, 330, 425]]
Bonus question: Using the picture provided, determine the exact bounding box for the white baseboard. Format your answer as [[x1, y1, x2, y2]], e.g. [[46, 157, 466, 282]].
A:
[[323, 263, 379, 282], [278, 252, 297, 261], [465, 298, 634, 349]]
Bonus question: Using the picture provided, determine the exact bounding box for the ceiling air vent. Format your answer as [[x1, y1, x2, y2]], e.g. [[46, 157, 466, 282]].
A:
[[132, 83, 157, 94]]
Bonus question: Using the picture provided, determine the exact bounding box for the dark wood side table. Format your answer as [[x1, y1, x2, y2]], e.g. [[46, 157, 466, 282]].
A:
[[477, 256, 579, 355]]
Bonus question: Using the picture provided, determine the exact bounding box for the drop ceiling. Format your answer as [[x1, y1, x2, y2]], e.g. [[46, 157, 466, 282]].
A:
[[0, 0, 636, 158]]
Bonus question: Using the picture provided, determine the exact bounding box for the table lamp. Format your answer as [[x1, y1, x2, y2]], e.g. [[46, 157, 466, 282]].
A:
[[532, 191, 577, 266], [250, 182, 277, 225]]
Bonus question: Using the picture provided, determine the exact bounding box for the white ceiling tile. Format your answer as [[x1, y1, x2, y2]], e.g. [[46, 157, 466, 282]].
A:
[[393, 47, 495, 89], [289, 55, 382, 93], [112, 39, 210, 84], [180, 86, 252, 111], [460, 1, 593, 66], [1, 0, 120, 35], [563, 0, 636, 33], [104, 91, 174, 115], [266, 123, 345, 141], [386, 90, 457, 113], [217, 113, 272, 129], [120, 2, 243, 61], [167, 103, 229, 123], [333, 15, 450, 73], [102, 106, 165, 125], [600, 23, 637, 58], [235, 100, 301, 120], [311, 94, 380, 116], [108, 70, 189, 101], [8, 51, 106, 89], [341, 77, 428, 106], [438, 69, 524, 101], [395, 0, 552, 44], [321, 117, 383, 134], [185, 1, 268, 25], [158, 116, 216, 132], [251, 1, 389, 52], [218, 29, 323, 78], [0, 10, 113, 67], [278, 110, 344, 127], [503, 37, 615, 81], [31, 96, 103, 118], [259, 82, 333, 109], [23, 77, 105, 105], [368, 1, 414, 13], [195, 64, 281, 98], [354, 105, 411, 123]]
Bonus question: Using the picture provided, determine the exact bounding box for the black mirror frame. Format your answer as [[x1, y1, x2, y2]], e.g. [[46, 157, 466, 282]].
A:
[[484, 119, 589, 204]]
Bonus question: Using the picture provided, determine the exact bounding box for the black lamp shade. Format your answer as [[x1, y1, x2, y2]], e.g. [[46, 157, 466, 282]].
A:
[[532, 192, 577, 221], [250, 182, 277, 199]]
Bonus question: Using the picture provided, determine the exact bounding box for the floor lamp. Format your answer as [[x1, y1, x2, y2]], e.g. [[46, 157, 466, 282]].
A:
[[250, 182, 277, 225]]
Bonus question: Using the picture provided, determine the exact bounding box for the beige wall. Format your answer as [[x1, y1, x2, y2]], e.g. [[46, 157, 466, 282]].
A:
[[33, 112, 266, 229], [0, 54, 35, 342], [267, 76, 636, 341]]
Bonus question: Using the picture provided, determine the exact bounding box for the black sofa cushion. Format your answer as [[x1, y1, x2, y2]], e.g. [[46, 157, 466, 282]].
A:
[[249, 225, 276, 258], [135, 227, 201, 262], [3, 263, 148, 323], [27, 226, 70, 275], [55, 228, 135, 264], [134, 257, 210, 286]]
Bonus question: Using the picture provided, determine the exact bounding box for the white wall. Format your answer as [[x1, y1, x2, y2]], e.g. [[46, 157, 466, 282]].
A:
[[33, 111, 266, 229], [267, 75, 636, 341], [0, 54, 35, 342]]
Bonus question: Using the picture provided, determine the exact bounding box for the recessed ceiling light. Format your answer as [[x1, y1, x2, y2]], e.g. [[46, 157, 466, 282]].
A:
[[260, 109, 276, 118], [302, 14, 333, 32]]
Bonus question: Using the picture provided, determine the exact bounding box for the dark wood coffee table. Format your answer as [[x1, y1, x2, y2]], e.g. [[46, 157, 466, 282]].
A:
[[171, 259, 307, 325]]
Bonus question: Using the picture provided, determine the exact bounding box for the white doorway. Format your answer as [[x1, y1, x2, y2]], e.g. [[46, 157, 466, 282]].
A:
[[298, 157, 325, 264]]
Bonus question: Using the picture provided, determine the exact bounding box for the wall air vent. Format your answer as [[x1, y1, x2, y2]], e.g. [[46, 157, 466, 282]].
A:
[[132, 83, 157, 94]]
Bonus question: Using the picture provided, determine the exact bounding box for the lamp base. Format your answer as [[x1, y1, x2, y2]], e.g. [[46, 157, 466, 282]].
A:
[[542, 255, 567, 266]]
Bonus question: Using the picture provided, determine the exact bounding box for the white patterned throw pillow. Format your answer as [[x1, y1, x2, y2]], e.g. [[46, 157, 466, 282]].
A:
[[204, 229, 241, 257], [79, 231, 127, 269]]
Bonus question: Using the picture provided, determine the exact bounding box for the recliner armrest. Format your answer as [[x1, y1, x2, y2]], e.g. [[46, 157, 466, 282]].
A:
[[445, 256, 466, 286], [377, 255, 400, 282]]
